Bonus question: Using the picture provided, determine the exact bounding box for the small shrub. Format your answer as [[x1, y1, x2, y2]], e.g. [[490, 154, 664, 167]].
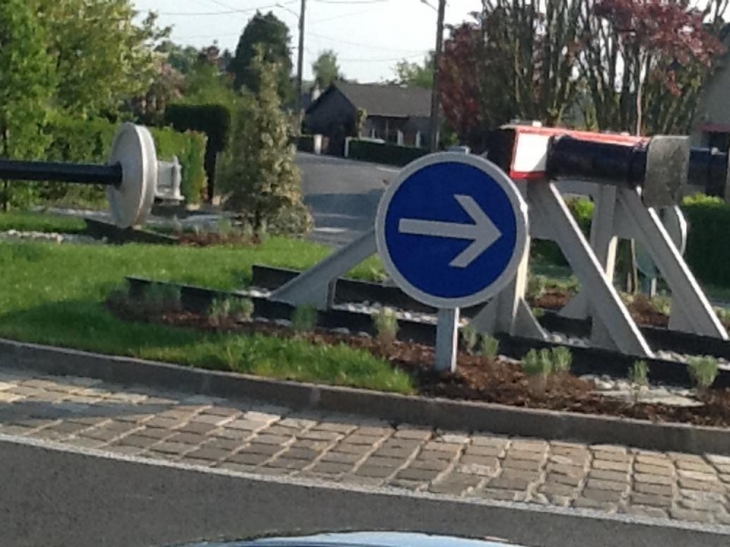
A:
[[373, 307, 399, 345], [551, 346, 572, 373], [292, 304, 318, 334], [229, 297, 254, 322], [629, 360, 649, 404], [522, 349, 552, 395], [479, 334, 500, 358], [143, 283, 181, 313], [171, 216, 183, 235], [532, 307, 545, 318], [208, 298, 231, 327], [461, 325, 479, 354], [527, 275, 548, 300], [714, 307, 730, 325], [107, 283, 132, 312], [687, 356, 719, 393], [653, 295, 671, 316], [217, 217, 233, 236]]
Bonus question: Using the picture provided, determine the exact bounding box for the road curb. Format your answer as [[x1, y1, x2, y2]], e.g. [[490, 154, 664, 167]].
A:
[[0, 338, 728, 455]]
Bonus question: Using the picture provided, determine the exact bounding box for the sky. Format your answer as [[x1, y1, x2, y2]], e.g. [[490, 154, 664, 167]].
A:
[[133, 0, 481, 83]]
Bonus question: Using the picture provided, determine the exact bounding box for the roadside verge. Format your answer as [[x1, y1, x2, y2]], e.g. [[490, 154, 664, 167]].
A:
[[1, 337, 728, 455]]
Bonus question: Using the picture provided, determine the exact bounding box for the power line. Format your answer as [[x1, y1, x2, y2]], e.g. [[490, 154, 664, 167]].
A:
[[160, 1, 297, 16], [308, 31, 426, 53], [312, 0, 389, 4]]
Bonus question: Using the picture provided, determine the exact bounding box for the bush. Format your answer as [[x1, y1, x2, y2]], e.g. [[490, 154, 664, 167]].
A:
[[532, 197, 593, 266], [41, 117, 207, 206], [681, 194, 730, 287], [292, 304, 318, 334], [687, 356, 719, 392], [347, 139, 428, 167], [164, 103, 232, 200], [373, 307, 399, 345], [296, 135, 315, 153]]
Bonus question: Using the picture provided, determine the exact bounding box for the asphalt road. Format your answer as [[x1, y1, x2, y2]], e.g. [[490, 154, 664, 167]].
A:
[[295, 153, 396, 246], [1, 437, 728, 547]]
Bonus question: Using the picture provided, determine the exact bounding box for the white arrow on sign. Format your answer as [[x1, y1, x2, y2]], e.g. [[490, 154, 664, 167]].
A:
[[397, 194, 502, 268]]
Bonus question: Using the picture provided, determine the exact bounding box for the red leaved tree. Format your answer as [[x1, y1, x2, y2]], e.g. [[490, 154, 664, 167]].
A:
[[581, 0, 725, 135], [439, 0, 583, 149]]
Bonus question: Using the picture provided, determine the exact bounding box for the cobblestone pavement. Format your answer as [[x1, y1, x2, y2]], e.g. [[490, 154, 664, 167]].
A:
[[1, 367, 730, 527]]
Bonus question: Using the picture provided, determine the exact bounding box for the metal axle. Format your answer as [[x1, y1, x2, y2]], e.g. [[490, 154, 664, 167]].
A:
[[546, 136, 730, 200], [0, 158, 123, 186]]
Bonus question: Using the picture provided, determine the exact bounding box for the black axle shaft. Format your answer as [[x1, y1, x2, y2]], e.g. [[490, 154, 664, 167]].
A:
[[546, 136, 729, 199], [0, 159, 123, 187]]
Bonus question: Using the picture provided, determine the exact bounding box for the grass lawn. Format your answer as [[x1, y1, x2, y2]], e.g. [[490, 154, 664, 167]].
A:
[[0, 237, 411, 394], [0, 211, 87, 234]]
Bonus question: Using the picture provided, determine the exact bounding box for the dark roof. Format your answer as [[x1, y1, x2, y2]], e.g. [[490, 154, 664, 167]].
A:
[[310, 82, 432, 118]]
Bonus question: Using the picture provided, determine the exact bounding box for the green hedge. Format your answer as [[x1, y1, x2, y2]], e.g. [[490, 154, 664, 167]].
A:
[[164, 104, 232, 200], [42, 117, 207, 205], [531, 194, 730, 288], [296, 135, 315, 153], [681, 194, 730, 287], [347, 139, 428, 167]]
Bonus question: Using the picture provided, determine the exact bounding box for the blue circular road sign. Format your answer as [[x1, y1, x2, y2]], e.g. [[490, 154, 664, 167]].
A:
[[375, 153, 528, 309]]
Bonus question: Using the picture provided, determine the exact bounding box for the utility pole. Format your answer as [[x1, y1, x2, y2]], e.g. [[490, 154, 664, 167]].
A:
[[295, 0, 307, 122], [428, 0, 446, 153]]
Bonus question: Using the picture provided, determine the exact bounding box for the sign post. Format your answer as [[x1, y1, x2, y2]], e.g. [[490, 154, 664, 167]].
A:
[[375, 153, 528, 372]]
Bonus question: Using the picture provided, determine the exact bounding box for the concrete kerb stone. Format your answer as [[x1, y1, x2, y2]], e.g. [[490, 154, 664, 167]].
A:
[[2, 338, 730, 456]]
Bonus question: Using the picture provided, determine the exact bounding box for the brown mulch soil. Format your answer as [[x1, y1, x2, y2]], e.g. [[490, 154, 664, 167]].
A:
[[107, 299, 730, 429]]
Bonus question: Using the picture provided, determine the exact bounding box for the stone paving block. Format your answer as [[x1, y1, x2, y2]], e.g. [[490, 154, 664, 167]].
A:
[[65, 436, 107, 449], [298, 430, 342, 441], [310, 462, 353, 475], [547, 463, 584, 477], [409, 459, 450, 471], [312, 422, 357, 434], [634, 473, 673, 485], [167, 432, 208, 446], [436, 433, 470, 444], [388, 478, 424, 490], [465, 445, 504, 457], [150, 442, 193, 455], [225, 452, 271, 466], [238, 443, 282, 456], [251, 434, 291, 446], [393, 428, 431, 441], [203, 406, 241, 418], [588, 469, 628, 483], [144, 416, 184, 429], [135, 427, 173, 440], [501, 468, 541, 482], [338, 474, 384, 486], [419, 450, 457, 461], [242, 411, 283, 423], [460, 455, 499, 466], [320, 451, 362, 464], [395, 467, 441, 482], [116, 435, 161, 449], [202, 437, 246, 451], [625, 505, 670, 519], [217, 462, 258, 474], [679, 478, 726, 492], [504, 450, 545, 462], [211, 428, 253, 440], [591, 445, 627, 453], [549, 454, 589, 467], [676, 460, 715, 473], [592, 451, 631, 463], [280, 447, 320, 461], [265, 458, 310, 470], [45, 421, 91, 435], [592, 460, 630, 472], [487, 476, 532, 491], [538, 482, 578, 497], [511, 440, 548, 452], [634, 463, 674, 476], [363, 456, 404, 468], [105, 445, 144, 456], [175, 421, 217, 434], [545, 472, 583, 487], [381, 439, 420, 450], [332, 443, 373, 455], [262, 425, 304, 437], [458, 463, 499, 477], [185, 447, 232, 461], [630, 493, 673, 507], [428, 476, 479, 495], [356, 465, 396, 479], [634, 454, 671, 466], [634, 482, 674, 496], [680, 490, 727, 503], [573, 497, 618, 511], [0, 392, 22, 403], [79, 428, 123, 442], [475, 488, 527, 502], [670, 507, 715, 523], [714, 464, 730, 475], [353, 426, 394, 437], [344, 434, 385, 446], [373, 447, 417, 459], [470, 436, 509, 448], [424, 442, 463, 453], [585, 479, 629, 492], [501, 458, 543, 472], [678, 498, 727, 512], [678, 470, 718, 482], [582, 488, 624, 503]]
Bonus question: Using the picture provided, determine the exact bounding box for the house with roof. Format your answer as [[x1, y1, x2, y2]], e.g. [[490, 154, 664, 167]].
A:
[[690, 25, 730, 149], [302, 81, 432, 156]]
